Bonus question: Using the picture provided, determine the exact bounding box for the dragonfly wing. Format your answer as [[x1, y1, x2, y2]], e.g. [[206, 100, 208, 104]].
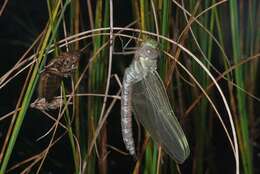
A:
[[132, 71, 190, 163]]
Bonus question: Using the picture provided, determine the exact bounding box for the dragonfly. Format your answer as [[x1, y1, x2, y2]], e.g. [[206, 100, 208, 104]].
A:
[[31, 51, 81, 110], [121, 39, 190, 163]]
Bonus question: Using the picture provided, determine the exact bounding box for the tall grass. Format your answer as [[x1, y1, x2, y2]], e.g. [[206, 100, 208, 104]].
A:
[[0, 0, 259, 173]]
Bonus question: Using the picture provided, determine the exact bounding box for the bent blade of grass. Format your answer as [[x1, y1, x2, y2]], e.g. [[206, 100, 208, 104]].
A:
[[180, 1, 209, 172], [184, 53, 260, 116], [0, 0, 70, 173], [164, 50, 237, 167]]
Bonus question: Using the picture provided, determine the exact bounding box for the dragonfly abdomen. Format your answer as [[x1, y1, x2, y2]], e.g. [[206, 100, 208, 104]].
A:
[[121, 69, 136, 156]]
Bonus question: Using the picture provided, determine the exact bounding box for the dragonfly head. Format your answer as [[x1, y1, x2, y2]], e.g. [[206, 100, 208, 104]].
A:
[[136, 39, 160, 71], [138, 39, 160, 60]]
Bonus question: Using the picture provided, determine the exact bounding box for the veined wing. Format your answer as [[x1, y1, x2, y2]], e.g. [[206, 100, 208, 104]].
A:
[[132, 71, 190, 163]]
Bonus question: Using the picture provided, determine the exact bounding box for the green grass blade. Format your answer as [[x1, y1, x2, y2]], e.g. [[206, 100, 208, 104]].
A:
[[0, 1, 71, 173], [229, 0, 253, 173]]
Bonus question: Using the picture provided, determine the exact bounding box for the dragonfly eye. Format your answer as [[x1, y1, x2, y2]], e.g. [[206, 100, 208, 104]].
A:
[[144, 47, 159, 59]]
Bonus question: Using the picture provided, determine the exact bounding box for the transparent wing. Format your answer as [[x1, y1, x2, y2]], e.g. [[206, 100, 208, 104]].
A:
[[132, 71, 190, 163]]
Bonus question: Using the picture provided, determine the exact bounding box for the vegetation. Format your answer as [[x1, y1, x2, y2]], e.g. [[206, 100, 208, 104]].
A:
[[0, 0, 259, 173]]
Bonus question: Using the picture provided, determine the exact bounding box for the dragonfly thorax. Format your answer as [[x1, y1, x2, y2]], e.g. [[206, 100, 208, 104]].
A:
[[129, 56, 158, 74], [138, 56, 157, 71]]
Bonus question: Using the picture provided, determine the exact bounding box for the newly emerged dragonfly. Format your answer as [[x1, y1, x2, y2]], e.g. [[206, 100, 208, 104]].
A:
[[121, 39, 190, 163]]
